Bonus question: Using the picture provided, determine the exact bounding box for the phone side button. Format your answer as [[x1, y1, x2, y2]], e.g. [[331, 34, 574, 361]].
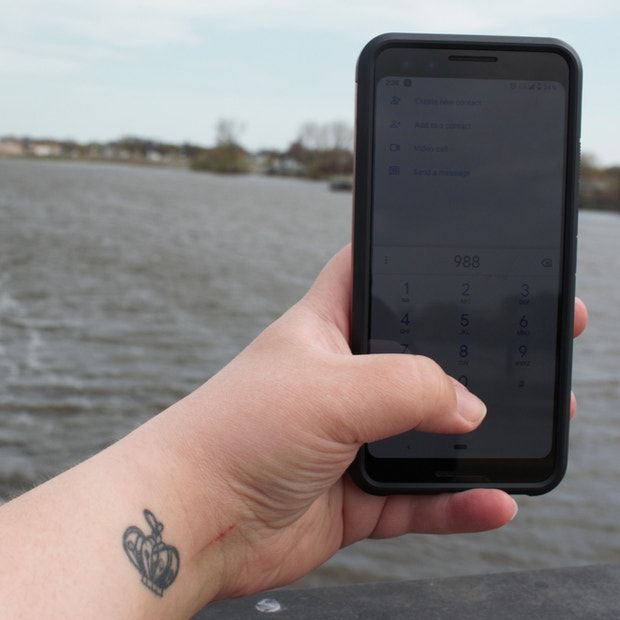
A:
[[574, 235, 578, 275]]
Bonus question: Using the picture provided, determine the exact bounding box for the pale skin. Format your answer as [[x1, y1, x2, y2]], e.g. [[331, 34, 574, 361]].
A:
[[0, 245, 588, 618]]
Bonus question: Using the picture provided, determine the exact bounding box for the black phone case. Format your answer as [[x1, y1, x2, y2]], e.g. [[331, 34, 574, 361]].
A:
[[349, 33, 582, 496]]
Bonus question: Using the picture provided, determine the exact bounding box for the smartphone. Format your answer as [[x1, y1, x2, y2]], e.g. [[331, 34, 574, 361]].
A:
[[350, 33, 582, 495]]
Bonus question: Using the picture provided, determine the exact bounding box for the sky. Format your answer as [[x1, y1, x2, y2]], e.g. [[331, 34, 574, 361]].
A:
[[1, 0, 619, 165]]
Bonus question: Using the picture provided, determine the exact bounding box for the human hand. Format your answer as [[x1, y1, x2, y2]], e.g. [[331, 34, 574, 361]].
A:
[[171, 245, 588, 601]]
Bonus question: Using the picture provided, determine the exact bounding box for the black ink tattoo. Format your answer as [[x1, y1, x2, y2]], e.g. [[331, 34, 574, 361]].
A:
[[123, 509, 179, 597]]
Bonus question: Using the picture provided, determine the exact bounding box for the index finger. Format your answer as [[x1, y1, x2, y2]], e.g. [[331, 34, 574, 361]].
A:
[[574, 297, 588, 338]]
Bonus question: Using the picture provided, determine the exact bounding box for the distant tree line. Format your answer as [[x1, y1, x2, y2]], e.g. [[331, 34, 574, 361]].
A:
[[284, 121, 353, 179], [190, 120, 250, 174], [188, 119, 353, 178], [0, 118, 354, 180], [579, 154, 620, 211], [0, 135, 195, 164]]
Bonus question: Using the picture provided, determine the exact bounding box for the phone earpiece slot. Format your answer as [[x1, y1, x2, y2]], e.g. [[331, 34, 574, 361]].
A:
[[448, 55, 498, 62]]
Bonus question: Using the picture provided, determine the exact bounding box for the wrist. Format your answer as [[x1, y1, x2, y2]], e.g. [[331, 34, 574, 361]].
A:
[[109, 406, 234, 611], [0, 402, 237, 618], [137, 387, 255, 603]]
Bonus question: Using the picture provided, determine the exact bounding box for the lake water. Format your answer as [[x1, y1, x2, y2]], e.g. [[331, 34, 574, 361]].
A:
[[0, 158, 618, 586]]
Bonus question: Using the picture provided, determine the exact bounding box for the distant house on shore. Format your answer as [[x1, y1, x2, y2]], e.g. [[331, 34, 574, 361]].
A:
[[0, 138, 25, 156], [31, 141, 62, 157], [250, 152, 306, 176]]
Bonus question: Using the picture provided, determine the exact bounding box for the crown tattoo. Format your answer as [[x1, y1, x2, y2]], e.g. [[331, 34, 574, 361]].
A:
[[123, 509, 180, 597]]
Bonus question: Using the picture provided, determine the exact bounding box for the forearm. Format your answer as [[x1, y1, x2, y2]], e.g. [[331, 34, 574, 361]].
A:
[[0, 394, 235, 619]]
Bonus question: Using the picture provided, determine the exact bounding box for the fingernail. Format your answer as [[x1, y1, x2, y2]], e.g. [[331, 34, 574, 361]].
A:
[[455, 385, 487, 423], [510, 498, 519, 521]]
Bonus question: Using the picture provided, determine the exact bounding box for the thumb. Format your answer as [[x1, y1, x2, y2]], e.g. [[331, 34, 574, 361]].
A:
[[303, 244, 352, 339], [324, 353, 487, 445]]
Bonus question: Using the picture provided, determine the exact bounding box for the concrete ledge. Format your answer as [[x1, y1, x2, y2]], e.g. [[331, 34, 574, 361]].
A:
[[195, 563, 620, 619]]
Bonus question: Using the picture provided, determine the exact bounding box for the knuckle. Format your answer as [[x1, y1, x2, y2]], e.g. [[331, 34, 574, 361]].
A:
[[409, 355, 455, 416]]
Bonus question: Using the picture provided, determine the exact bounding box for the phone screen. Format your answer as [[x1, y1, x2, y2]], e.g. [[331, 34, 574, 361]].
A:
[[368, 53, 569, 461]]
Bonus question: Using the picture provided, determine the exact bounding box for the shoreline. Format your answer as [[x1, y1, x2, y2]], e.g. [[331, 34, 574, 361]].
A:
[[0, 154, 326, 179], [0, 155, 339, 186], [1, 156, 619, 211]]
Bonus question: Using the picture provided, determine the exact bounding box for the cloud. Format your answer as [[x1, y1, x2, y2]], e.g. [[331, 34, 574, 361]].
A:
[[3, 0, 620, 50], [0, 0, 196, 76], [0, 1, 618, 79]]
